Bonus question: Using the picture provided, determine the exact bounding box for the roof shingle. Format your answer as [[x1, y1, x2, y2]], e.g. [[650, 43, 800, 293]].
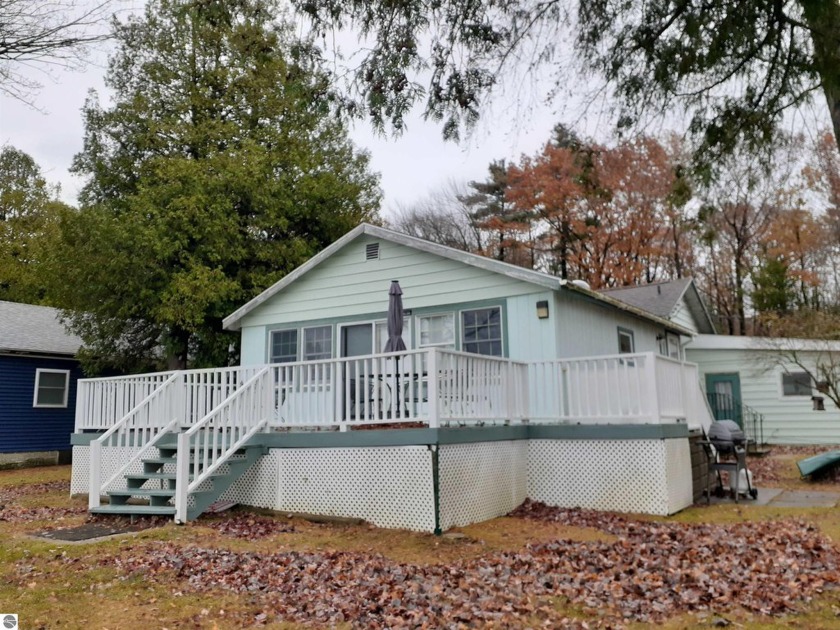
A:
[[0, 300, 82, 356]]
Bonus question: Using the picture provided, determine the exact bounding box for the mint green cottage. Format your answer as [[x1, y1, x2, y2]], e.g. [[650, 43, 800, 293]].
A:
[[71, 224, 713, 530]]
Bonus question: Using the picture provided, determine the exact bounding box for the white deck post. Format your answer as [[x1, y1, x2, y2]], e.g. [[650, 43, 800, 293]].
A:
[[427, 349, 439, 428], [88, 439, 101, 508], [264, 366, 273, 430], [506, 360, 517, 422], [646, 353, 661, 424], [174, 431, 190, 523]]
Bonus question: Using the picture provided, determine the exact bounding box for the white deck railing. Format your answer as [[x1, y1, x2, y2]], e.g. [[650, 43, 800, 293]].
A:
[[174, 367, 271, 522], [76, 371, 176, 431], [76, 350, 709, 434], [88, 373, 181, 508]]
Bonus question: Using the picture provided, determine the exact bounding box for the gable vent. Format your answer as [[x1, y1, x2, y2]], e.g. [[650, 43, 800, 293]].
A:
[[365, 242, 380, 260]]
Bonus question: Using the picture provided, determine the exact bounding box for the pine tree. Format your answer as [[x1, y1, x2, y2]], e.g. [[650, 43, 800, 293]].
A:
[[51, 0, 380, 373]]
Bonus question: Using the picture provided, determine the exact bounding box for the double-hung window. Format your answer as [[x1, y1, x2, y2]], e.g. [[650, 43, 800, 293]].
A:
[[33, 369, 70, 408], [418, 313, 455, 349], [270, 329, 298, 363], [303, 326, 332, 361], [461, 307, 502, 356]]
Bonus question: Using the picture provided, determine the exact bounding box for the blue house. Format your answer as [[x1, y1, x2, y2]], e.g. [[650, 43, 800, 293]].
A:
[[0, 301, 84, 467]]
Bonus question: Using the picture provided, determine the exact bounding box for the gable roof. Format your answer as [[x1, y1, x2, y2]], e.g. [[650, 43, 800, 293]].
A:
[[223, 223, 693, 335], [600, 278, 717, 334], [0, 301, 83, 356]]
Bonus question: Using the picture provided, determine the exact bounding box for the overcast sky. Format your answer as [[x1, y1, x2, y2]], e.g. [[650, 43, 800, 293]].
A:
[[0, 11, 574, 221]]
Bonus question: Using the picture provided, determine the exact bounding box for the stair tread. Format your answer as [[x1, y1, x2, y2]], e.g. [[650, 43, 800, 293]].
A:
[[108, 488, 176, 497], [127, 468, 246, 482], [109, 488, 214, 497], [92, 439, 266, 522], [90, 505, 176, 515]]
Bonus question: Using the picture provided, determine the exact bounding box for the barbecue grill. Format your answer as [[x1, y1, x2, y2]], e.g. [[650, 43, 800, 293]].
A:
[[702, 420, 758, 502], [707, 419, 745, 455]]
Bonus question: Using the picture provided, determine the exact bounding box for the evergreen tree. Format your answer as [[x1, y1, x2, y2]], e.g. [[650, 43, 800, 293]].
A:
[[52, 0, 380, 373], [460, 160, 534, 267]]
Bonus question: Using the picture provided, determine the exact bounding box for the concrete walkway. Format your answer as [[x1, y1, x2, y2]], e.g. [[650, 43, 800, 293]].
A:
[[706, 487, 840, 508]]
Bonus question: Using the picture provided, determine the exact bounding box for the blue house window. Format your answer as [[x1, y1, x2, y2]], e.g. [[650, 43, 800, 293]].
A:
[[461, 307, 502, 356], [33, 369, 70, 408]]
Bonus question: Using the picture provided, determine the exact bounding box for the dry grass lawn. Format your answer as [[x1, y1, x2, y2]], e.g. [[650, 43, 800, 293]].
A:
[[2, 450, 840, 629]]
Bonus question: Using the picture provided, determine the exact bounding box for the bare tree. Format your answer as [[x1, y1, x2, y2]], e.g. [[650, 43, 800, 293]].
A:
[[755, 310, 840, 410], [389, 180, 484, 253], [0, 0, 112, 103]]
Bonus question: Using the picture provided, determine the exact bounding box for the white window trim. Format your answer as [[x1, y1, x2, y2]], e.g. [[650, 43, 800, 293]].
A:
[[617, 327, 635, 354], [416, 311, 456, 349], [337, 317, 413, 356], [778, 369, 814, 401], [459, 305, 504, 357], [301, 325, 334, 361], [666, 332, 681, 360], [269, 328, 298, 363], [33, 368, 70, 408]]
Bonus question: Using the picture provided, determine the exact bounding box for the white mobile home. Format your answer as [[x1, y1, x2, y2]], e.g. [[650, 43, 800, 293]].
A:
[[71, 224, 714, 531]]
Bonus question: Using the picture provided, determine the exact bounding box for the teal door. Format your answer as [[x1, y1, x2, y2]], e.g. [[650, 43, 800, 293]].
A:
[[705, 373, 743, 426]]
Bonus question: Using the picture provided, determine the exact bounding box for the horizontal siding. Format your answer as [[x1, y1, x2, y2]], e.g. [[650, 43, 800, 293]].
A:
[[686, 347, 840, 445], [0, 355, 82, 453], [240, 235, 541, 327]]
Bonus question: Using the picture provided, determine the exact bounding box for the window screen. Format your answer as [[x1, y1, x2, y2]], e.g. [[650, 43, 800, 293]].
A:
[[461, 307, 502, 356], [34, 369, 69, 408], [419, 313, 455, 348], [782, 372, 811, 396], [270, 329, 298, 363], [303, 326, 332, 360]]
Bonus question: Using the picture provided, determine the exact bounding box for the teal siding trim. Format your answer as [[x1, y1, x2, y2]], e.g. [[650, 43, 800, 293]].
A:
[[73, 423, 687, 448], [260, 297, 512, 362], [528, 423, 689, 440], [72, 423, 687, 448]]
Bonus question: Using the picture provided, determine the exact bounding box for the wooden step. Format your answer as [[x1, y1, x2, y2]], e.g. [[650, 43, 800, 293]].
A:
[[109, 488, 176, 499], [90, 504, 176, 516]]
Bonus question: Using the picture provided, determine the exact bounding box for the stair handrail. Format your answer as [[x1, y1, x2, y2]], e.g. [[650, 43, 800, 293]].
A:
[[88, 372, 181, 509], [174, 366, 271, 522], [706, 390, 766, 445]]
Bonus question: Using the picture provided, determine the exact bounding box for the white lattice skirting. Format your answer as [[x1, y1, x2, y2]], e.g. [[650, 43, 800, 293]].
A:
[[73, 437, 693, 531], [438, 441, 528, 530], [528, 439, 693, 516]]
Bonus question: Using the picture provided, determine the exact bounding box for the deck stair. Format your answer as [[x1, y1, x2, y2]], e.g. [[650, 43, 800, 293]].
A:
[[90, 433, 266, 521]]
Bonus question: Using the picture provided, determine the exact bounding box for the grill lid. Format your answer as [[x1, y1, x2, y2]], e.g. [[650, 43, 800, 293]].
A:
[[708, 419, 745, 446]]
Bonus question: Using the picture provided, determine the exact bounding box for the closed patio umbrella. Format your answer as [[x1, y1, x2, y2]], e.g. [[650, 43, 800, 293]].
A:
[[384, 280, 406, 353], [384, 280, 406, 416]]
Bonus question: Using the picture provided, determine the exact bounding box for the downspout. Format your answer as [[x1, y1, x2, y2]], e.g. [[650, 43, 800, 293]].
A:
[[430, 444, 441, 535]]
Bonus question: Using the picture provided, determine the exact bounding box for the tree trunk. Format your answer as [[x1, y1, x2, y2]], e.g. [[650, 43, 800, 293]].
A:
[[167, 326, 190, 370], [800, 0, 840, 154]]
